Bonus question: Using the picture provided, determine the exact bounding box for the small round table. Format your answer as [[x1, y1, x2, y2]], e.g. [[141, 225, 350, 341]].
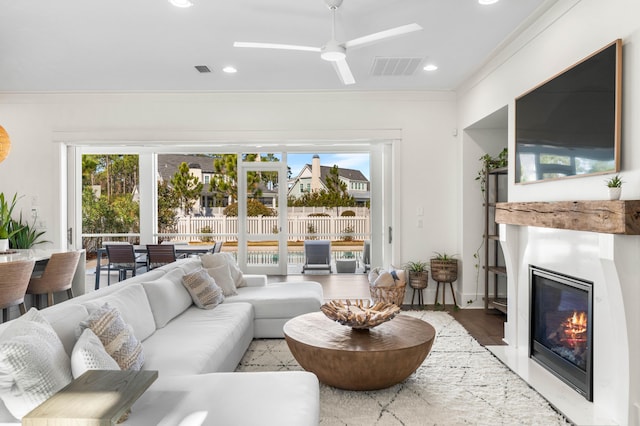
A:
[[284, 312, 436, 391]]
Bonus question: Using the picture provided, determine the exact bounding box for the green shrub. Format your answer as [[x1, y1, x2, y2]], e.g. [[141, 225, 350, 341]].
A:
[[199, 225, 213, 242], [223, 199, 275, 217]]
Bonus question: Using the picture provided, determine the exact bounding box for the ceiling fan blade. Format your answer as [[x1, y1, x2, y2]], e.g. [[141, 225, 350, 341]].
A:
[[233, 42, 321, 53], [344, 23, 423, 50], [332, 59, 355, 85]]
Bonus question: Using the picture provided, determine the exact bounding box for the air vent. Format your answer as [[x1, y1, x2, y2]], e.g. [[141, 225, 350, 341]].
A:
[[195, 65, 212, 73], [370, 57, 422, 76]]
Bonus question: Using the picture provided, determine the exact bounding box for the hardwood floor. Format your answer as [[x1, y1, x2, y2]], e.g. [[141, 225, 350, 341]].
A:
[[269, 273, 506, 346]]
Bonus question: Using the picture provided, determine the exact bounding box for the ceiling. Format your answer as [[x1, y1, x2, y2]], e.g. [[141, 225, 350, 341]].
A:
[[0, 0, 556, 92]]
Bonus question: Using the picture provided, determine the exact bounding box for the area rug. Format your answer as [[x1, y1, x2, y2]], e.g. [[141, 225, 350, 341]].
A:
[[236, 311, 571, 425]]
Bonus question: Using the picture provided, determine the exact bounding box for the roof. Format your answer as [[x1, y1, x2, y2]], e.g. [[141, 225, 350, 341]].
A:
[[157, 154, 215, 183]]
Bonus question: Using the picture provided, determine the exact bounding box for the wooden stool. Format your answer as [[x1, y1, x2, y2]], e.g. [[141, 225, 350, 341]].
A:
[[434, 281, 457, 306]]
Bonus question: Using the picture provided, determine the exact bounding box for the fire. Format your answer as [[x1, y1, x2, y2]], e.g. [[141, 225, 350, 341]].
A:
[[562, 311, 587, 347]]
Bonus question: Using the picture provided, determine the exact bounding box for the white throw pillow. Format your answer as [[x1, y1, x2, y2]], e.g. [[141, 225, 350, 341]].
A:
[[200, 253, 224, 269], [71, 329, 120, 379], [78, 303, 144, 371], [0, 308, 73, 419], [373, 270, 396, 288], [223, 252, 247, 288], [142, 268, 193, 329], [182, 268, 225, 309], [201, 253, 247, 288], [81, 284, 156, 342], [206, 263, 237, 296]]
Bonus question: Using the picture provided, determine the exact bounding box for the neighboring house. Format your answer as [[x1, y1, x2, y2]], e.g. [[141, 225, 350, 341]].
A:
[[157, 154, 218, 214], [288, 155, 370, 206], [157, 154, 278, 215]]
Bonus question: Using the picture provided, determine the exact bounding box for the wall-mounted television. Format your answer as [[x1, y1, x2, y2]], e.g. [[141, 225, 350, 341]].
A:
[[515, 39, 622, 184]]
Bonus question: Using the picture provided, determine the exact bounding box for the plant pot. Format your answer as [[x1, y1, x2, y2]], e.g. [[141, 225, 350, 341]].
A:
[[408, 270, 428, 289], [430, 259, 458, 283], [608, 187, 622, 200], [0, 239, 8, 251]]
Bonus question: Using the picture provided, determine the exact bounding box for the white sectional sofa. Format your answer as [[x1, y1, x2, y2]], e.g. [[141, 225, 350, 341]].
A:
[[0, 256, 324, 425]]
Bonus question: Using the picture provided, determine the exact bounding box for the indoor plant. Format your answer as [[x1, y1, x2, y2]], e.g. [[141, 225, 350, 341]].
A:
[[0, 192, 23, 251], [605, 174, 623, 200], [405, 260, 429, 289], [430, 252, 458, 283], [475, 148, 508, 196], [9, 211, 49, 249]]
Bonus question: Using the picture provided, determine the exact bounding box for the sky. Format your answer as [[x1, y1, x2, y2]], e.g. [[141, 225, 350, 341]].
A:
[[287, 153, 370, 180]]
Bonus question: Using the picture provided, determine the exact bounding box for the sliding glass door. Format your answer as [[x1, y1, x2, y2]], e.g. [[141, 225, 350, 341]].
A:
[[237, 156, 288, 275]]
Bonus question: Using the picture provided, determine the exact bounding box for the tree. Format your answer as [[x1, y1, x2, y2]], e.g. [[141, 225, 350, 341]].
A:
[[157, 180, 181, 236], [209, 154, 280, 203], [170, 162, 203, 215]]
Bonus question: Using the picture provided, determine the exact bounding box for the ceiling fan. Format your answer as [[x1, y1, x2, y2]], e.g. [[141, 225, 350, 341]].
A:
[[233, 0, 423, 85]]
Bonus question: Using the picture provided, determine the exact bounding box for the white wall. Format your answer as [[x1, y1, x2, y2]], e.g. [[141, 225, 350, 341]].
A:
[[457, 0, 640, 305], [457, 0, 640, 422], [0, 91, 457, 279], [459, 0, 640, 200]]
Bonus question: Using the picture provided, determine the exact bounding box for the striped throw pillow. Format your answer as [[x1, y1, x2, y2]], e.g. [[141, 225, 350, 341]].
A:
[[182, 268, 225, 309], [78, 303, 144, 371]]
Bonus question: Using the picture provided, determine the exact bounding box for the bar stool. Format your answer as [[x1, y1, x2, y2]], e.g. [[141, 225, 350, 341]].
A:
[[27, 251, 81, 308], [0, 259, 36, 322]]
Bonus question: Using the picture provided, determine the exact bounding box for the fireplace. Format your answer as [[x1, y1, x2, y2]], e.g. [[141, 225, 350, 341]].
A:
[[529, 266, 593, 401]]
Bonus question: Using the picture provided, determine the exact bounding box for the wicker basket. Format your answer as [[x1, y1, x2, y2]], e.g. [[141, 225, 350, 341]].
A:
[[408, 270, 429, 290], [430, 259, 458, 282], [369, 283, 406, 306]]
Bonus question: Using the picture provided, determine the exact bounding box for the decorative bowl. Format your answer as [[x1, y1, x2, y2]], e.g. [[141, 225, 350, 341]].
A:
[[320, 299, 401, 329]]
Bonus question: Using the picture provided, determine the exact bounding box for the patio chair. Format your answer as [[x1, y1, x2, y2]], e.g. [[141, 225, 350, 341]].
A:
[[213, 241, 224, 253], [105, 243, 144, 285], [362, 240, 371, 273], [302, 240, 332, 274], [27, 250, 81, 308], [146, 244, 177, 269]]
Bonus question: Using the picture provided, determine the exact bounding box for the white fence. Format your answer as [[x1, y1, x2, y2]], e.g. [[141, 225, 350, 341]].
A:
[[173, 216, 370, 242], [199, 206, 369, 217]]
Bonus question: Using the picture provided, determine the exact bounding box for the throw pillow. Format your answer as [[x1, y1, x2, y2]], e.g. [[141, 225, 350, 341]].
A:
[[142, 268, 193, 329], [0, 308, 73, 419], [373, 270, 396, 288], [205, 263, 237, 296], [223, 252, 247, 288], [71, 328, 120, 379], [182, 268, 225, 309], [201, 253, 247, 289], [77, 303, 144, 371]]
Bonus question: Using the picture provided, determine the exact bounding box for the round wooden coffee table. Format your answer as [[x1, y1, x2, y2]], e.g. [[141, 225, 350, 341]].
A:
[[283, 311, 435, 390]]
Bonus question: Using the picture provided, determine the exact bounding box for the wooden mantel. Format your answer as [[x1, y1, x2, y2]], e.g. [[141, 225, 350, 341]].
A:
[[495, 200, 640, 235]]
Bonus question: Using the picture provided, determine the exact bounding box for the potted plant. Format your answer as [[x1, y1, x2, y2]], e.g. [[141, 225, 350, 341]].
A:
[[606, 174, 623, 200], [9, 211, 49, 249], [0, 192, 23, 251], [475, 148, 508, 196], [430, 252, 458, 283], [405, 260, 429, 289]]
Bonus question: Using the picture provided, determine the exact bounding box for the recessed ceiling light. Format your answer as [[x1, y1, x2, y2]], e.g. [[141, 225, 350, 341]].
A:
[[423, 64, 438, 71], [222, 66, 238, 74], [169, 0, 193, 8], [478, 0, 499, 5]]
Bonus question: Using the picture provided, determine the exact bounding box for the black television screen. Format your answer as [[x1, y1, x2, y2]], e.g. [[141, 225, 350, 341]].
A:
[[515, 39, 621, 184]]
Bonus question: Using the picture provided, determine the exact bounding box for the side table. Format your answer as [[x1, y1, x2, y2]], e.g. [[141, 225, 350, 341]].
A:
[[23, 370, 158, 425]]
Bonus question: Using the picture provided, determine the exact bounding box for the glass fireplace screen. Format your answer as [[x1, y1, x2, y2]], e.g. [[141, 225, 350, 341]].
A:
[[529, 266, 593, 401]]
